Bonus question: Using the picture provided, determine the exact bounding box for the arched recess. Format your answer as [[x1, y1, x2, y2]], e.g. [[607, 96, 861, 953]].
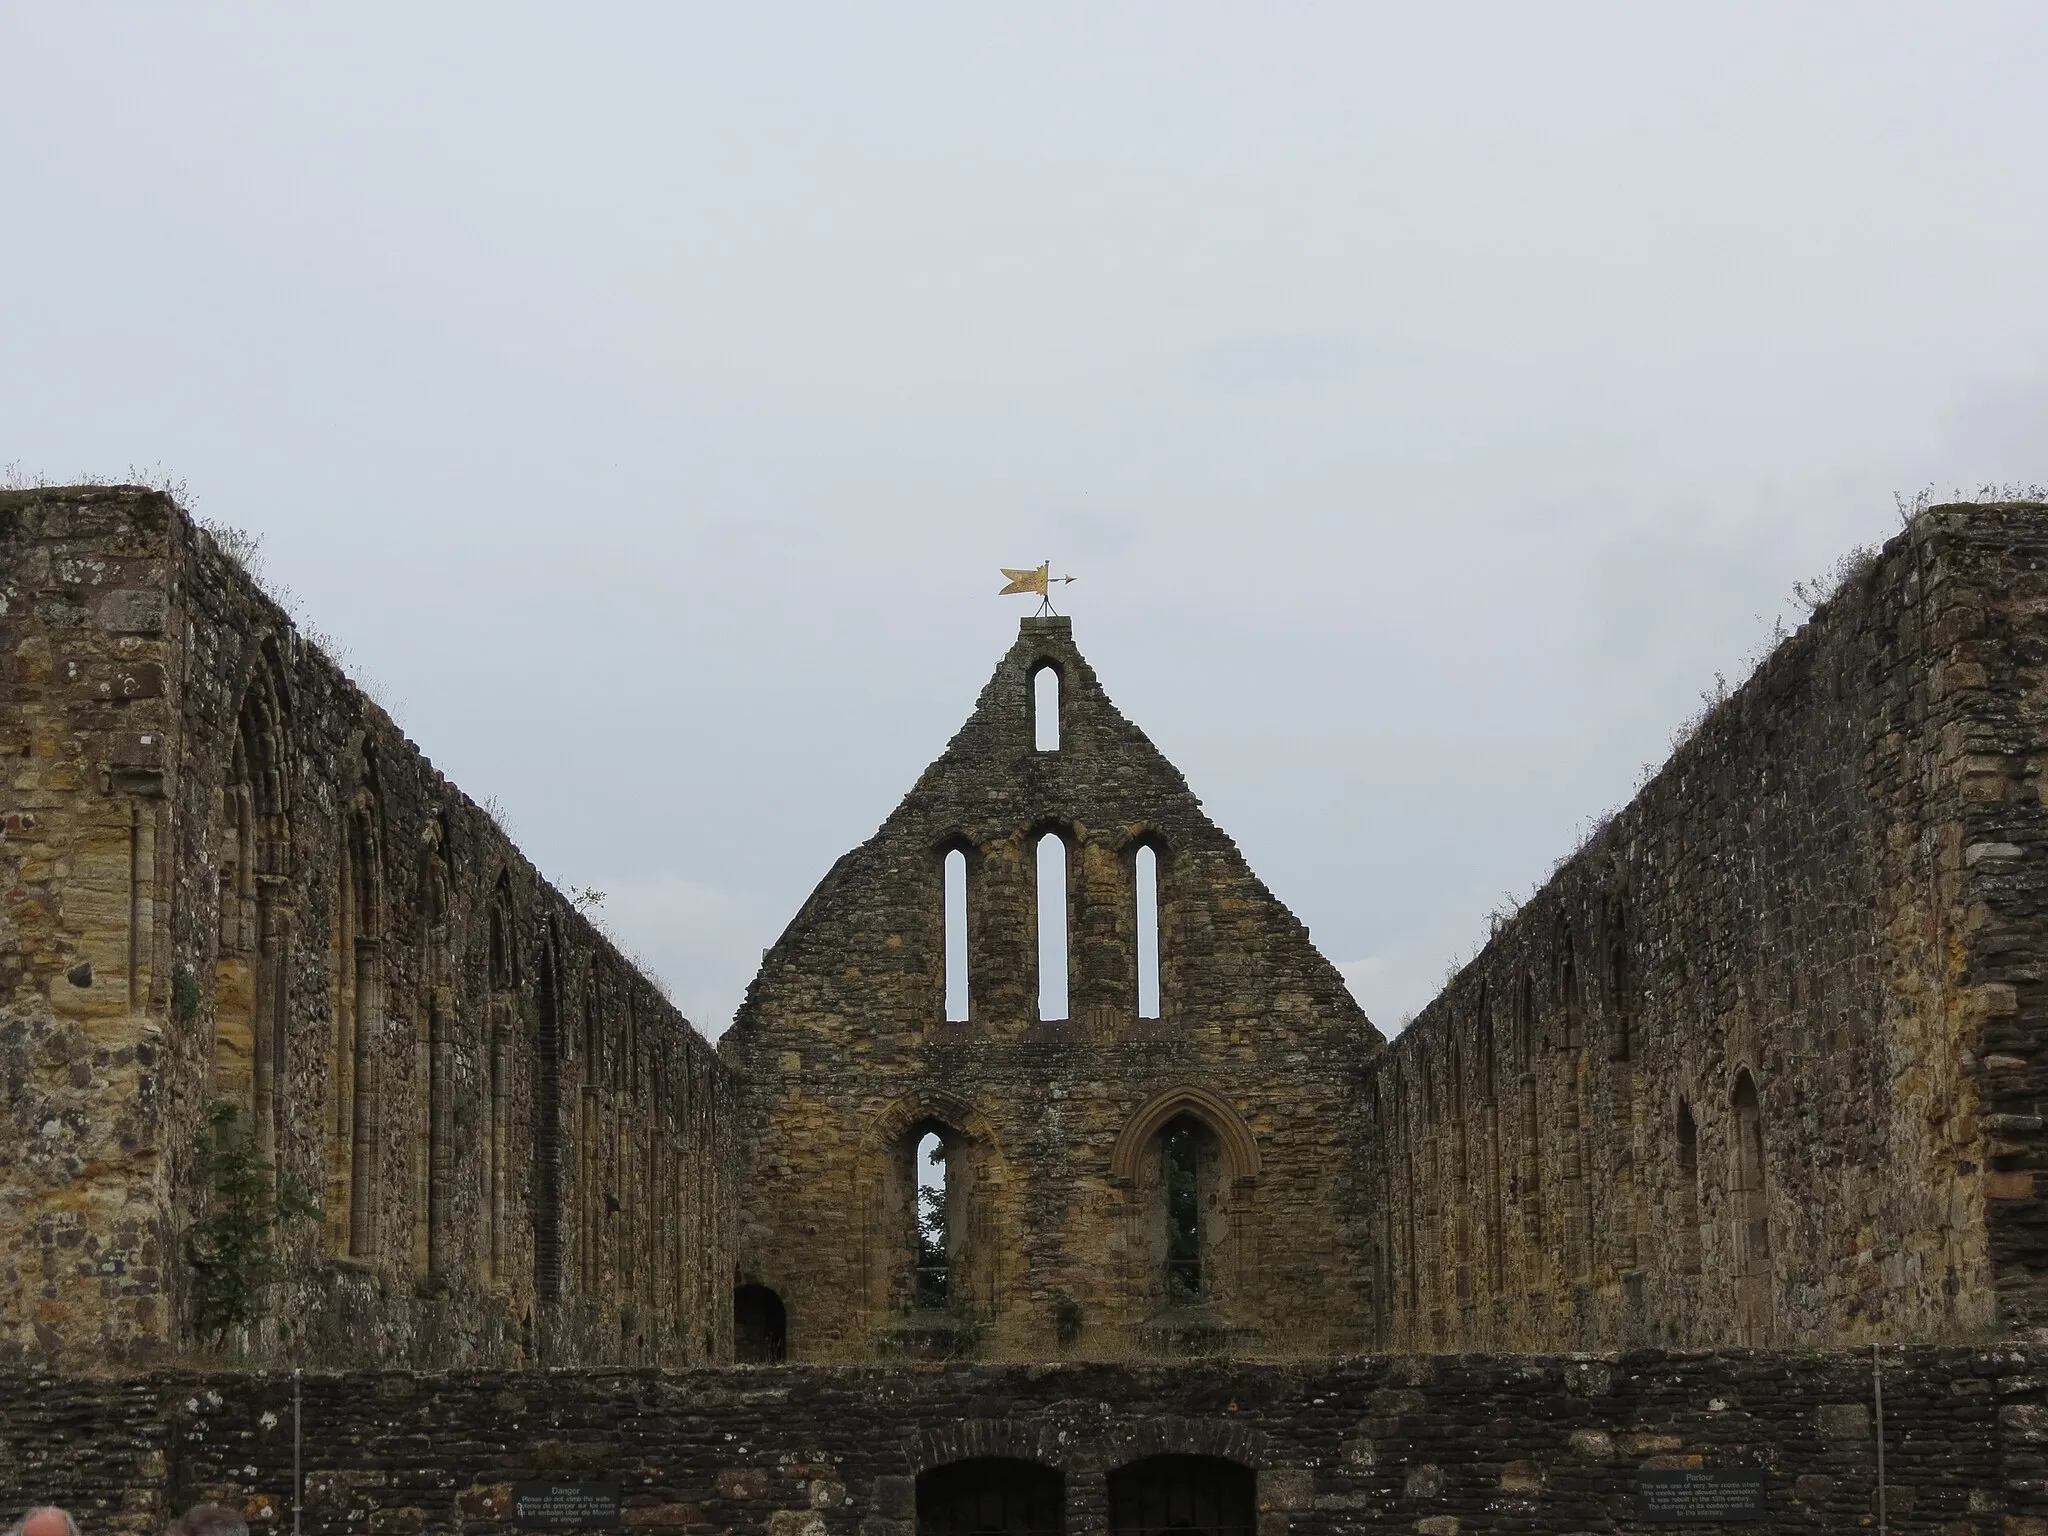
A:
[[1108, 1455, 1255, 1536], [415, 815, 455, 1280], [329, 746, 383, 1261], [921, 1458, 1065, 1536], [1730, 1067, 1772, 1345], [214, 640, 291, 1165], [1110, 1087, 1261, 1187], [733, 1282, 787, 1363], [871, 1093, 1005, 1322], [534, 923, 567, 1303], [1112, 1088, 1261, 1314], [485, 870, 519, 1287]]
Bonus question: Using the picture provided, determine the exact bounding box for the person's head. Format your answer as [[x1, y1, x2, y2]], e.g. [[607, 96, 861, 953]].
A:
[[167, 1505, 249, 1536], [10, 1508, 79, 1536]]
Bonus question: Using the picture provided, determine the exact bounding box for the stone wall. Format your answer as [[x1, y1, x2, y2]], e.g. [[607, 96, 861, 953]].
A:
[[0, 487, 738, 1370], [721, 617, 1382, 1361], [2, 1348, 2040, 1535], [1361, 502, 2048, 1353]]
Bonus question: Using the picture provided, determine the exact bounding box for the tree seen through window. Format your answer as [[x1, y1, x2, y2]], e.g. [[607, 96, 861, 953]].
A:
[[916, 1130, 949, 1309]]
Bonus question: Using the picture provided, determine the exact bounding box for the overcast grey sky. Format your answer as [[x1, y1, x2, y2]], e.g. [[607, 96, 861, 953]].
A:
[[6, 4, 2045, 1034]]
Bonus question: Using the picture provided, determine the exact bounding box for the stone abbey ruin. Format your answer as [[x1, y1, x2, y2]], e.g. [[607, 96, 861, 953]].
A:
[[7, 484, 2048, 1533]]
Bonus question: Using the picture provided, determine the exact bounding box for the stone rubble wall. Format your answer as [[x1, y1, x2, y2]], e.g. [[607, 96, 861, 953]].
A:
[[0, 487, 738, 1370], [1364, 503, 2048, 1353], [721, 616, 1382, 1361], [1, 1348, 2041, 1535]]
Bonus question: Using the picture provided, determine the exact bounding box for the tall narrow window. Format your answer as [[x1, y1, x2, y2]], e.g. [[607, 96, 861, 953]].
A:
[[943, 848, 969, 1023], [1135, 845, 1160, 1020], [1036, 832, 1069, 1021], [1675, 1098, 1702, 1274], [915, 1129, 949, 1309], [1164, 1118, 1203, 1303], [1033, 664, 1060, 752]]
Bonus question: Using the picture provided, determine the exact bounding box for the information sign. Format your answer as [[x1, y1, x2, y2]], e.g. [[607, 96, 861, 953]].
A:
[[513, 1481, 623, 1530], [1636, 1468, 1767, 1522]]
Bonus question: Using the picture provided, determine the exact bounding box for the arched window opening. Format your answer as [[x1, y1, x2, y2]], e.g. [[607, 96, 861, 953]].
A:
[[1035, 832, 1069, 1022], [1135, 844, 1161, 1020], [1108, 1455, 1255, 1536], [1675, 1098, 1702, 1275], [1731, 1070, 1772, 1344], [1163, 1115, 1210, 1305], [919, 1458, 1065, 1536], [943, 847, 970, 1023], [915, 1129, 950, 1309], [1032, 663, 1061, 752], [733, 1283, 787, 1364]]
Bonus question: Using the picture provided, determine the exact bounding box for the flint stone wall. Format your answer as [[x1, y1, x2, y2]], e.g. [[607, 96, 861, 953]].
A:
[[3, 1348, 2044, 1535]]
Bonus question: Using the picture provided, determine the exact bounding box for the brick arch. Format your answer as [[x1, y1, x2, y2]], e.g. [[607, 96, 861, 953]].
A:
[[1110, 1085, 1261, 1186], [908, 1418, 1067, 1474], [871, 1091, 1003, 1154], [1092, 1416, 1278, 1472]]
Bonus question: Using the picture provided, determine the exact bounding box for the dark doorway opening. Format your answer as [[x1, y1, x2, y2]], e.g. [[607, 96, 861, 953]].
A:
[[733, 1283, 786, 1364], [1108, 1455, 1255, 1536], [918, 1457, 1064, 1536]]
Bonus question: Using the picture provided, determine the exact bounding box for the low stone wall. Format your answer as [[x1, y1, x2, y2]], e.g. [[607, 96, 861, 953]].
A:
[[2, 1348, 2040, 1535]]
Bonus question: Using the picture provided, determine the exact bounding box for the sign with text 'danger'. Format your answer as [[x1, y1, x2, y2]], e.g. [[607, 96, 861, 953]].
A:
[[1636, 1468, 1768, 1522], [513, 1481, 623, 1530]]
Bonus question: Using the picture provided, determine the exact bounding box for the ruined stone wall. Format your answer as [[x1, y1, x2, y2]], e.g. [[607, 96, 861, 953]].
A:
[[0, 487, 738, 1370], [721, 617, 1382, 1361], [2, 1348, 2040, 1536], [1362, 503, 2048, 1353]]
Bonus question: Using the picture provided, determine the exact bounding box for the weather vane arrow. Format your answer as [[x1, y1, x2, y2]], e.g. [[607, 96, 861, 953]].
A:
[[998, 561, 1077, 615]]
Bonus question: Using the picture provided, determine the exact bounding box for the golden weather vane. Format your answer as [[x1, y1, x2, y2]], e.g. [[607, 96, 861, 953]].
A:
[[998, 561, 1077, 616]]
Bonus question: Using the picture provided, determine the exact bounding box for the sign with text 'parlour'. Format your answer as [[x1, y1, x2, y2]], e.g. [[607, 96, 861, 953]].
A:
[[513, 1481, 623, 1529], [1636, 1468, 1767, 1521]]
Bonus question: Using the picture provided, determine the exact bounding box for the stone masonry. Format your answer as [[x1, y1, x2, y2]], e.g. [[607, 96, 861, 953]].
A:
[[1362, 503, 2048, 1353], [15, 486, 2048, 1536], [720, 616, 1382, 1360], [0, 487, 737, 1370], [5, 1349, 2045, 1536]]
